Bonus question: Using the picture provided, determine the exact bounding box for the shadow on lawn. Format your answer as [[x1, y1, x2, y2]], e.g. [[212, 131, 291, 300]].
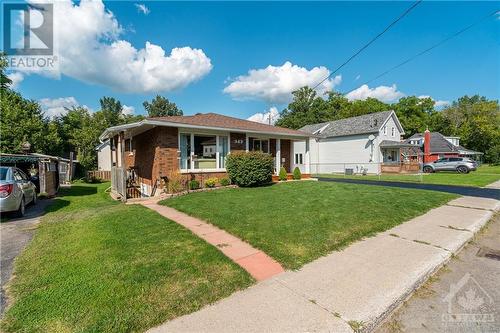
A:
[[58, 185, 97, 197], [44, 198, 70, 213]]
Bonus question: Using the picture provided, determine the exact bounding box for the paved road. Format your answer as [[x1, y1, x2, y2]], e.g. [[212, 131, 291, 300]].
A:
[[0, 199, 51, 316], [377, 213, 500, 333], [317, 177, 500, 200]]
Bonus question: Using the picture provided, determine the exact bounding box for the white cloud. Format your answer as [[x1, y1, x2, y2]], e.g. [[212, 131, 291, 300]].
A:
[[134, 3, 150, 15], [7, 72, 24, 89], [418, 95, 450, 108], [247, 106, 280, 125], [434, 100, 451, 108], [223, 61, 342, 104], [346, 84, 405, 103], [27, 0, 212, 93], [39, 97, 80, 118], [354, 74, 361, 81], [122, 105, 135, 115]]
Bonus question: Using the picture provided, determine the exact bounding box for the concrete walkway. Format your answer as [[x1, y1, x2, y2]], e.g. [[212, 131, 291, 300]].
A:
[[148, 196, 499, 333], [485, 179, 500, 189], [139, 200, 284, 281], [378, 213, 500, 333], [317, 177, 500, 200]]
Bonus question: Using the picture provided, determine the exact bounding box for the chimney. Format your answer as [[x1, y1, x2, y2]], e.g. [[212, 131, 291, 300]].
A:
[[424, 129, 431, 163]]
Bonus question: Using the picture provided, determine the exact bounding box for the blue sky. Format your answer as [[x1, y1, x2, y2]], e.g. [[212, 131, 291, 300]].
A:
[[6, 1, 500, 120]]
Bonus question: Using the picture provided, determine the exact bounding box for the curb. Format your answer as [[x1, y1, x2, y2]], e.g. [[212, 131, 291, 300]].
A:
[[369, 200, 498, 333]]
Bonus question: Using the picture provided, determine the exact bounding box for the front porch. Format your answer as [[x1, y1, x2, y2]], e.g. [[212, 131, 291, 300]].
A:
[[380, 141, 422, 174]]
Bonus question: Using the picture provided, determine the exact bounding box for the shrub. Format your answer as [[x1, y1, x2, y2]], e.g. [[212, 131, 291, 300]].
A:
[[486, 143, 500, 165], [166, 170, 183, 193], [279, 167, 287, 181], [225, 151, 274, 187], [205, 177, 218, 188], [219, 178, 231, 186], [293, 167, 302, 180], [188, 180, 200, 190]]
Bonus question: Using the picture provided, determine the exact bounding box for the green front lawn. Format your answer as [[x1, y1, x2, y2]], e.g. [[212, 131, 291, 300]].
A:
[[2, 182, 253, 333], [317, 164, 500, 187], [162, 181, 456, 269]]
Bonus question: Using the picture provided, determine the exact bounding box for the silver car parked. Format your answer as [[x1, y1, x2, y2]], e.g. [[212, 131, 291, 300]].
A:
[[423, 157, 477, 174], [0, 166, 37, 217]]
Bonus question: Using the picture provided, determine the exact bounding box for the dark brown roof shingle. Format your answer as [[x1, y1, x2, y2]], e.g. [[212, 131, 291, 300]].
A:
[[146, 113, 310, 137]]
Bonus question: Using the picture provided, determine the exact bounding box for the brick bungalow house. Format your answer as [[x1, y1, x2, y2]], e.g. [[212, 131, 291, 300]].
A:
[[406, 130, 483, 163], [99, 113, 312, 199]]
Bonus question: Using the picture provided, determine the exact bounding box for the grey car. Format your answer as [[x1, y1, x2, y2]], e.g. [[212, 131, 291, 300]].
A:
[[423, 157, 477, 174], [0, 166, 37, 217]]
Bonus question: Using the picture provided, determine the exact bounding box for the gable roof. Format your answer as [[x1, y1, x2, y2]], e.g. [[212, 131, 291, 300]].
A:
[[100, 112, 312, 141], [406, 132, 459, 153], [299, 110, 402, 138], [95, 140, 109, 151]]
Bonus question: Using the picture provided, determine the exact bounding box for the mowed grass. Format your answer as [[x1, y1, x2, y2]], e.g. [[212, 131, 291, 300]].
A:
[[317, 164, 500, 187], [162, 181, 456, 269], [1, 182, 253, 333]]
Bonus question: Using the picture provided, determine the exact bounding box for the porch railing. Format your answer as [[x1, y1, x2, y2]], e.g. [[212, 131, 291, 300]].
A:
[[87, 170, 111, 181]]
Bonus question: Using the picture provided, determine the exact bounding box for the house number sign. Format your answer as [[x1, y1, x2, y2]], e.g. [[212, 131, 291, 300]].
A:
[[233, 139, 244, 144]]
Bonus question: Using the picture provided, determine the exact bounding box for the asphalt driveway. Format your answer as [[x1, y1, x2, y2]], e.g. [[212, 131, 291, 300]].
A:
[[0, 199, 51, 316], [317, 177, 500, 200]]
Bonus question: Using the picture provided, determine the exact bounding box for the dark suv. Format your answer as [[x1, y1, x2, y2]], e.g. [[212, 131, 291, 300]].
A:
[[423, 157, 477, 174]]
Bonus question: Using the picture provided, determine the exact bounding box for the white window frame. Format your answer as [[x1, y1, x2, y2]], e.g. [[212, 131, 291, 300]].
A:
[[383, 126, 387, 135], [251, 138, 270, 153], [391, 127, 395, 137], [178, 131, 230, 173]]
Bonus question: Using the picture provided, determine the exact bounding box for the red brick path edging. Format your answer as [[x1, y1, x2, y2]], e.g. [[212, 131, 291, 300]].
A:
[[139, 201, 285, 281]]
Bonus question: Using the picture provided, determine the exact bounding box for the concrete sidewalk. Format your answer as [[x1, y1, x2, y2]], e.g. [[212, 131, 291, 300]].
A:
[[148, 196, 499, 333]]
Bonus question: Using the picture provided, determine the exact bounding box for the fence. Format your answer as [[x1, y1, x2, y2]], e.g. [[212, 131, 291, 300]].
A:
[[87, 170, 111, 181], [111, 167, 126, 200], [311, 162, 424, 182]]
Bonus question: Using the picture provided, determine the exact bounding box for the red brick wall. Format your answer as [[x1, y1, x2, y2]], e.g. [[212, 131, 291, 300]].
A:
[[130, 127, 179, 186], [182, 172, 228, 185], [427, 153, 460, 163]]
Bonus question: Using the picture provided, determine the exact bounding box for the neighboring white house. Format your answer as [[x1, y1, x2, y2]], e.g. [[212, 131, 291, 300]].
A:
[[293, 111, 405, 174], [96, 140, 111, 171]]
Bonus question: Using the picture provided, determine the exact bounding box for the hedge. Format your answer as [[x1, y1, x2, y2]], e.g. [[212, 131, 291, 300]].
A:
[[225, 151, 274, 187]]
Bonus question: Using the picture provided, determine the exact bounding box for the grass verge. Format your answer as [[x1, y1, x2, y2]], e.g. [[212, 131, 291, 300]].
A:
[[162, 181, 456, 269], [317, 164, 500, 187], [1, 182, 253, 333]]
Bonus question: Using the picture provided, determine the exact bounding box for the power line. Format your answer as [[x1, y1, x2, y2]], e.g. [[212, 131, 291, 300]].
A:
[[312, 0, 422, 90], [343, 9, 499, 97]]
